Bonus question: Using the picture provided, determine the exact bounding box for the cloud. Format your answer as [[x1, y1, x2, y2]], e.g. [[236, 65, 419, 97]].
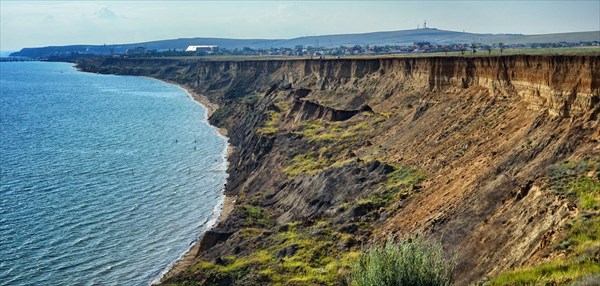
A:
[[93, 7, 118, 19]]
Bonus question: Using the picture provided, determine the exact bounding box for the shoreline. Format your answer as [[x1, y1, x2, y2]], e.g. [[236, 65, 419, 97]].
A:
[[157, 195, 236, 282], [151, 79, 235, 283], [156, 78, 231, 140]]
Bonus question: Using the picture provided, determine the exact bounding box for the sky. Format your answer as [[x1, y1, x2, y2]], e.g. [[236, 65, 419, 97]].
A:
[[1, 1, 599, 51]]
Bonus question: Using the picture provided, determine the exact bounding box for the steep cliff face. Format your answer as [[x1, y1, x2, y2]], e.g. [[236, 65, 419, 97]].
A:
[[82, 56, 598, 116], [78, 55, 599, 285]]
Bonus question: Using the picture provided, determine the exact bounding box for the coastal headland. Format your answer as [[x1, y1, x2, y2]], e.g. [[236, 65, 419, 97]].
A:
[[76, 55, 600, 285]]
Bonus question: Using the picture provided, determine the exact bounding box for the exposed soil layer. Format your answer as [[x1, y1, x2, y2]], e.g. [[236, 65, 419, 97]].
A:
[[77, 55, 600, 285]]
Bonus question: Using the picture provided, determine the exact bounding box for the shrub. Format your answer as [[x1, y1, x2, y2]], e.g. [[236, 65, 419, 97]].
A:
[[348, 237, 455, 286]]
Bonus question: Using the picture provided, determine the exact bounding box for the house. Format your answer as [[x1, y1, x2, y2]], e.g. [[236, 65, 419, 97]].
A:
[[185, 45, 218, 52], [125, 47, 147, 55]]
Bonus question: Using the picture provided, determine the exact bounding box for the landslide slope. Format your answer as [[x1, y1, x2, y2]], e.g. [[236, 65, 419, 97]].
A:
[[78, 55, 600, 285]]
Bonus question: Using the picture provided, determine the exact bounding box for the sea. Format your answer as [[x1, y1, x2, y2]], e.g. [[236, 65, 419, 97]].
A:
[[0, 61, 228, 285]]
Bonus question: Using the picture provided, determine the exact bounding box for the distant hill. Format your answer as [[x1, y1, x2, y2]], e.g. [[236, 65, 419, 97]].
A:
[[11, 38, 283, 58], [10, 28, 600, 58]]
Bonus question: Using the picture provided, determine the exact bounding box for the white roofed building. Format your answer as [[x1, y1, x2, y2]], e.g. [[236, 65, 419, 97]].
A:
[[185, 45, 218, 52]]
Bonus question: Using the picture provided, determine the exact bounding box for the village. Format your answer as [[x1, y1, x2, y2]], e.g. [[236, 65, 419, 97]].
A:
[[120, 40, 599, 58]]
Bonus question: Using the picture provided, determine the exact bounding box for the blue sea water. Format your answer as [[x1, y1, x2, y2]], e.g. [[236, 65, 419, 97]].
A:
[[0, 62, 228, 285]]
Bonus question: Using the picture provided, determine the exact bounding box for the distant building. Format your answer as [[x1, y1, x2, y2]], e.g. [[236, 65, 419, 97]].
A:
[[125, 47, 147, 55], [185, 45, 218, 52]]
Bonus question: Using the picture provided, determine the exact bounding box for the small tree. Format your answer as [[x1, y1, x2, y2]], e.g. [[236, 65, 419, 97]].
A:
[[348, 236, 455, 286], [485, 45, 492, 55], [499, 42, 505, 55], [471, 42, 478, 55]]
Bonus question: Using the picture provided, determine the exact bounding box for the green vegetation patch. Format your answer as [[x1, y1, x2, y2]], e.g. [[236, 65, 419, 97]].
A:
[[179, 163, 427, 285], [383, 164, 426, 191], [489, 260, 600, 285], [489, 158, 600, 285], [237, 204, 275, 228], [348, 236, 455, 286], [547, 159, 600, 260], [293, 114, 383, 143], [283, 152, 331, 176], [257, 101, 289, 135], [295, 121, 356, 142], [283, 115, 385, 177], [269, 223, 359, 284], [257, 110, 282, 134], [354, 164, 425, 211], [188, 221, 362, 285], [188, 249, 273, 284]]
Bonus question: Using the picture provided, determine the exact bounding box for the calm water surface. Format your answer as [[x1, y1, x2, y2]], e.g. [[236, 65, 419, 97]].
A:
[[0, 62, 228, 285]]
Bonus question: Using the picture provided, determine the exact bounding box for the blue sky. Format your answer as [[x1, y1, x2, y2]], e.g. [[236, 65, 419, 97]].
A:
[[1, 1, 599, 50]]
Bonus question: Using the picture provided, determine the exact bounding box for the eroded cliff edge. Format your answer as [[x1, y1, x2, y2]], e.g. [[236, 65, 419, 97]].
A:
[[77, 55, 600, 285]]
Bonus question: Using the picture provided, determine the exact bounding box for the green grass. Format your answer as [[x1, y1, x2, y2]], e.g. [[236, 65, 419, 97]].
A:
[[294, 121, 347, 142], [188, 221, 361, 285], [348, 237, 455, 286], [283, 115, 384, 177], [547, 160, 600, 259], [484, 46, 600, 56], [271, 224, 351, 284], [257, 110, 282, 134], [239, 227, 266, 238], [489, 260, 600, 285], [353, 164, 425, 211], [257, 101, 290, 135], [293, 116, 383, 142], [383, 164, 426, 191], [488, 159, 600, 285], [189, 249, 273, 283], [237, 205, 274, 228], [283, 152, 331, 176]]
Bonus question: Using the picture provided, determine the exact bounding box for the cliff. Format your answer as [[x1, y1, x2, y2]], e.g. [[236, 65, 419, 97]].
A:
[[77, 55, 600, 285]]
